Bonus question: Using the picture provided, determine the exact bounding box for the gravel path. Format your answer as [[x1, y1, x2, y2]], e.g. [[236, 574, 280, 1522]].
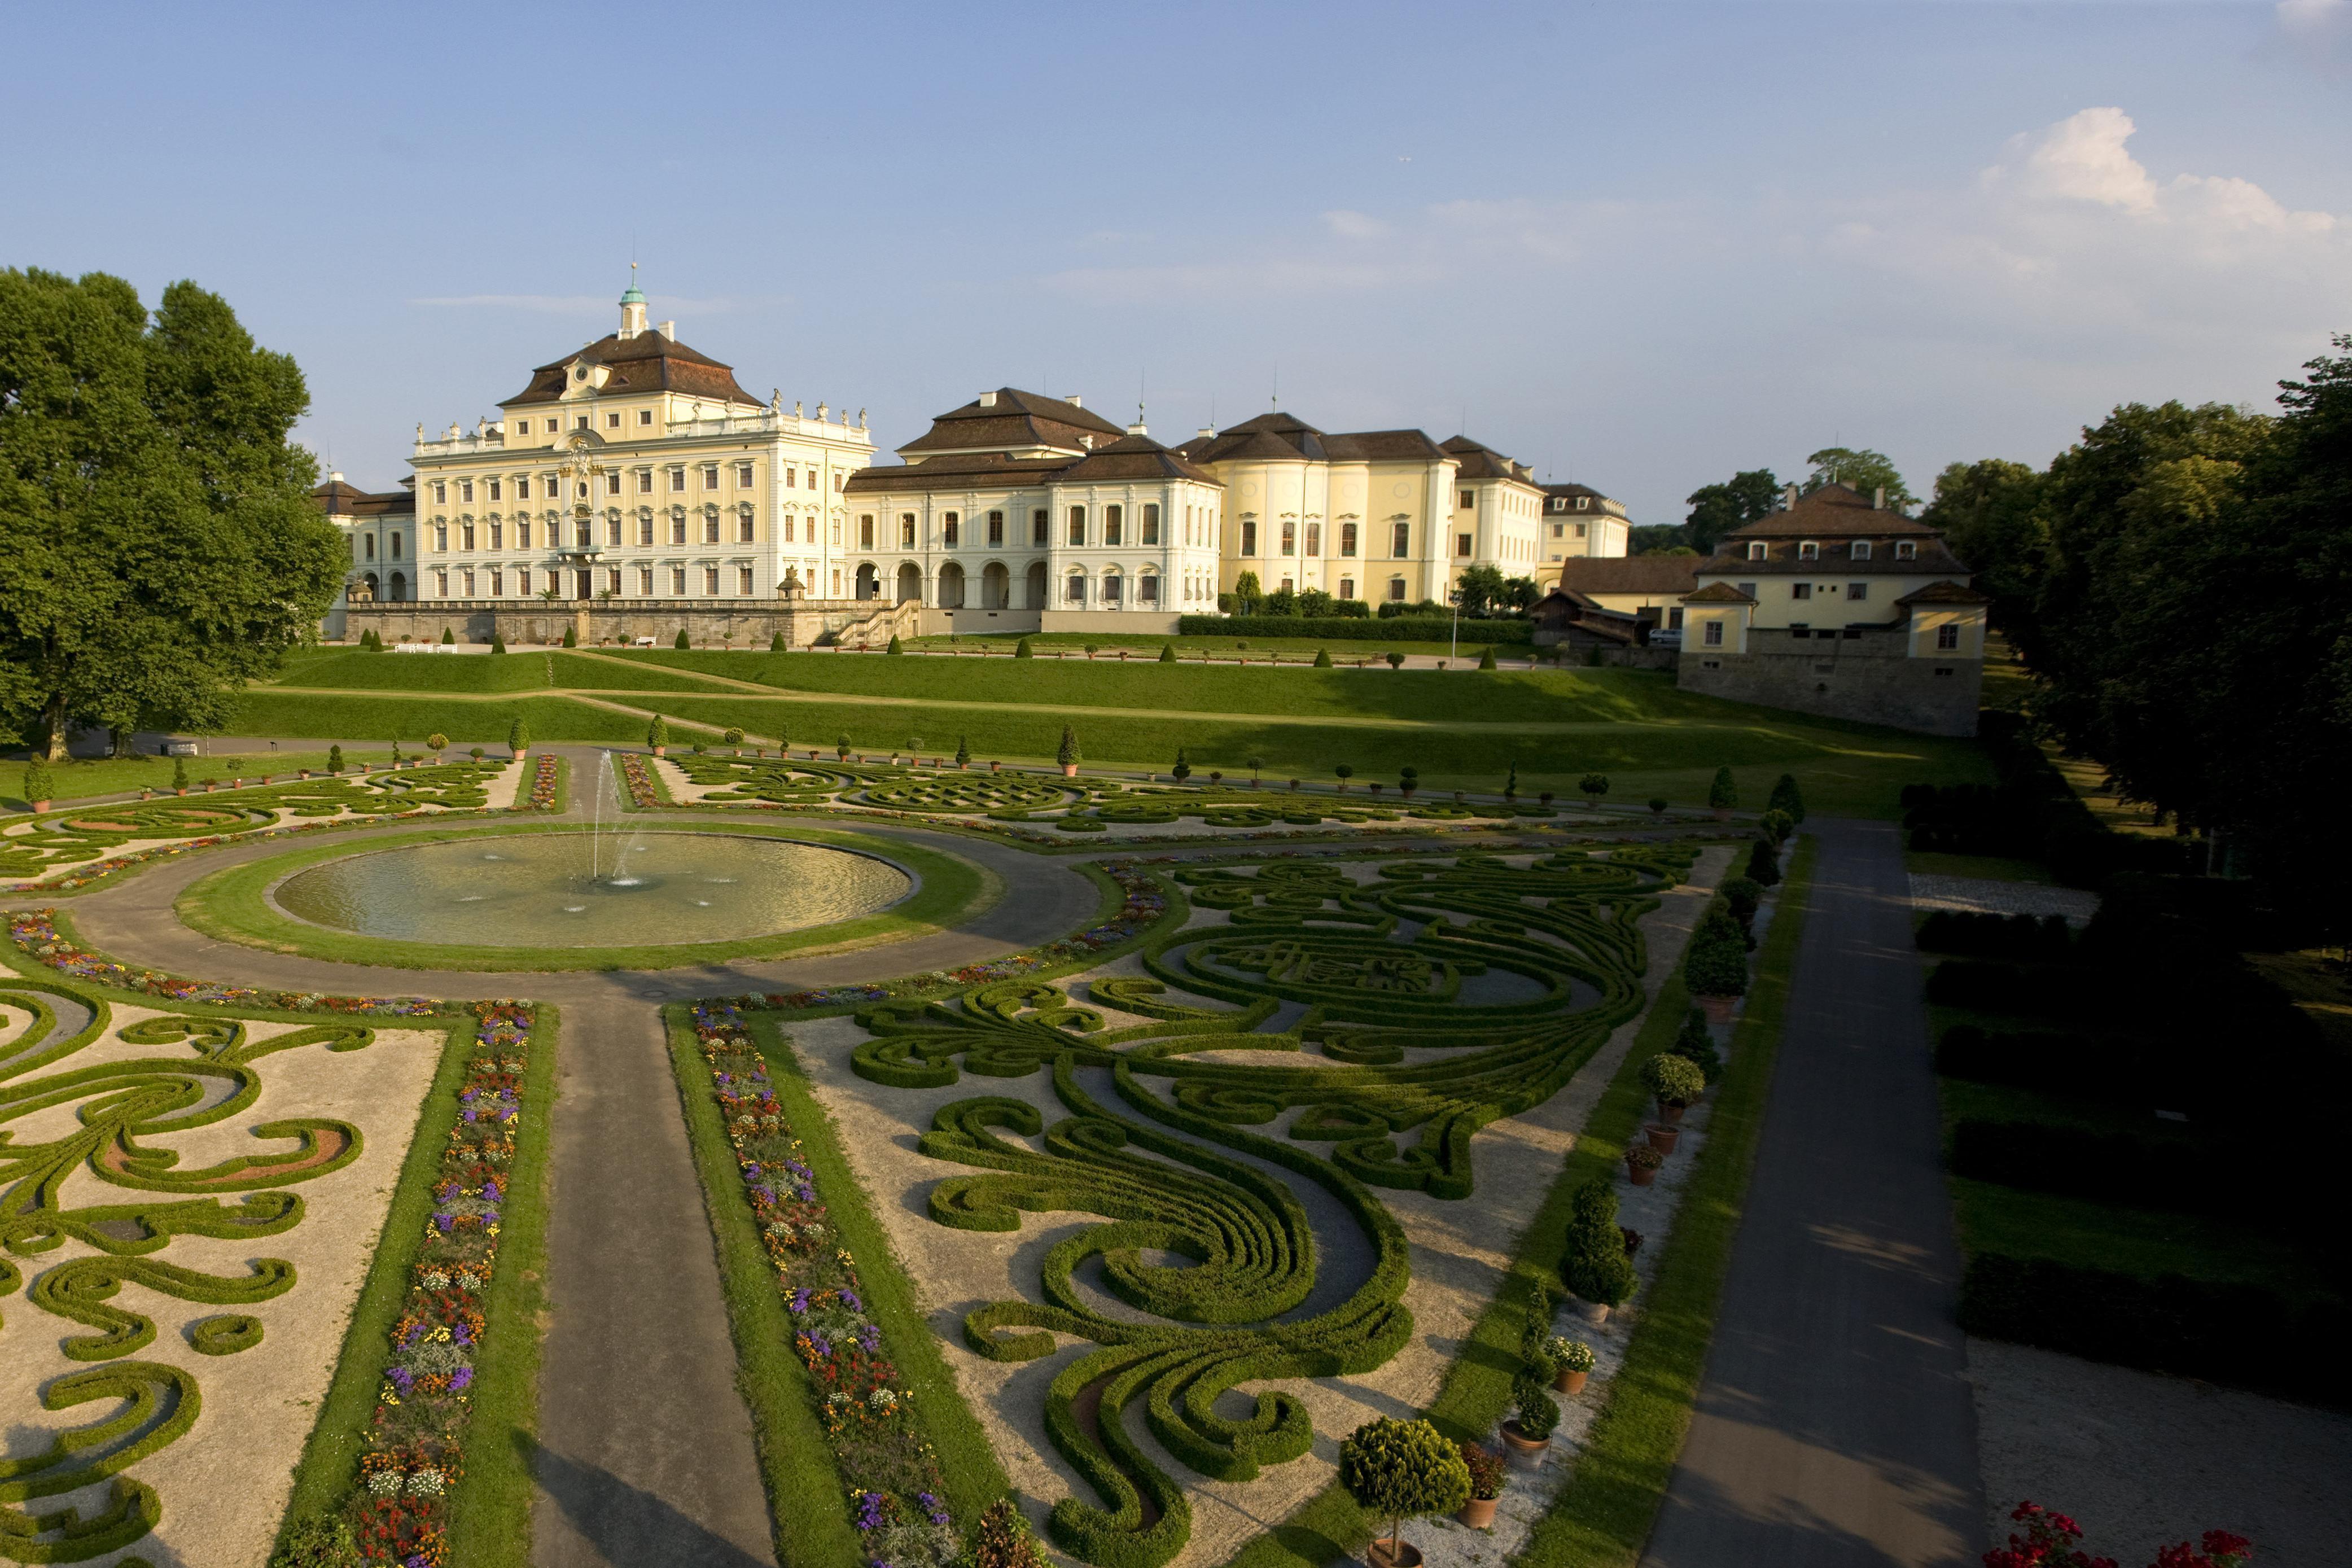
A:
[[1907, 874, 2099, 924]]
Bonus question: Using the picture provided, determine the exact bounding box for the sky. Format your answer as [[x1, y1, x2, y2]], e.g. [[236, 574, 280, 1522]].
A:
[[6, 0, 2348, 531]]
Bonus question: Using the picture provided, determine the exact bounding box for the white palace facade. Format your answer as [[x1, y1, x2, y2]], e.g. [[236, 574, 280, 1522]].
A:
[[319, 287, 1629, 642]]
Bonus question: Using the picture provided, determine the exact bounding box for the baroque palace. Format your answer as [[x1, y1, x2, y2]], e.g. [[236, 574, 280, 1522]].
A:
[[321, 287, 1631, 644]]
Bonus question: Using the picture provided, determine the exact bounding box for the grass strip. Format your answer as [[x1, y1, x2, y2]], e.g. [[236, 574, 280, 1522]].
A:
[[1514, 833, 1818, 1568], [750, 1013, 1014, 1525], [662, 1005, 869, 1568], [172, 820, 988, 971]]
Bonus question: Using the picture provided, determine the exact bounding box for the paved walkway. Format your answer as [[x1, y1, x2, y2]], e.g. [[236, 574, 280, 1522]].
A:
[[1643, 819, 1982, 1568], [20, 747, 1101, 1568]]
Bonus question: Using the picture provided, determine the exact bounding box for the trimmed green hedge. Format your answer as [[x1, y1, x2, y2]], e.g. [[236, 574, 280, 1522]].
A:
[[1177, 616, 1534, 645]]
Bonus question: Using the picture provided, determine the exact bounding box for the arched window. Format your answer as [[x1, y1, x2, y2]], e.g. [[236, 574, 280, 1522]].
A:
[[1340, 522, 1357, 558], [1304, 522, 1320, 556], [1798, 540, 1819, 560], [1065, 571, 1087, 605], [1280, 519, 1296, 556], [1138, 571, 1159, 604], [1102, 572, 1124, 605]]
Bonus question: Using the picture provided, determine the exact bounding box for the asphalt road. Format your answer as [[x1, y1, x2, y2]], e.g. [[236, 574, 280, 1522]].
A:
[[1643, 818, 1983, 1568]]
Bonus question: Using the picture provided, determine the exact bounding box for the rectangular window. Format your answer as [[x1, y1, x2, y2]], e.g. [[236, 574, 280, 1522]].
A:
[[1240, 519, 1257, 555], [1459, 490, 1473, 511], [672, 567, 687, 595], [704, 515, 721, 545], [575, 520, 592, 548], [738, 513, 756, 544], [1280, 520, 1295, 556], [1896, 541, 1916, 560], [515, 421, 529, 436], [668, 467, 686, 493], [1848, 582, 1868, 601], [489, 568, 503, 595], [671, 515, 687, 545], [516, 520, 531, 548], [739, 566, 755, 595], [487, 479, 502, 502], [1937, 623, 1961, 650], [1791, 582, 1812, 601], [1338, 577, 1355, 599], [1305, 522, 1320, 556], [987, 510, 1005, 545], [1140, 575, 1159, 603], [638, 515, 654, 546], [639, 567, 654, 595], [575, 415, 588, 430], [1104, 575, 1123, 604], [461, 522, 475, 550], [785, 468, 795, 488], [1704, 620, 1724, 647], [860, 516, 874, 548], [831, 520, 842, 546], [606, 515, 622, 546], [1852, 541, 1873, 560], [432, 481, 446, 505], [435, 570, 449, 597], [1341, 522, 1358, 558], [735, 462, 754, 488], [1066, 575, 1085, 605], [1668, 607, 1684, 629], [433, 523, 449, 552], [1387, 577, 1406, 602], [900, 514, 916, 548], [783, 516, 795, 543], [459, 480, 474, 503], [516, 567, 531, 597], [639, 409, 653, 426], [462, 569, 475, 596], [702, 465, 720, 491], [1142, 503, 1159, 544], [943, 512, 960, 547], [1738, 581, 1758, 599], [1456, 532, 1472, 557], [1067, 506, 1087, 546], [605, 472, 620, 496], [1032, 509, 1048, 546], [1105, 504, 1123, 546], [516, 478, 531, 500], [703, 567, 720, 595], [606, 412, 621, 429]]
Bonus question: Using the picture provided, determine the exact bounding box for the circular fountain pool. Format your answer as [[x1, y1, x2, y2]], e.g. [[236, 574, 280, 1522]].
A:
[[270, 832, 912, 949]]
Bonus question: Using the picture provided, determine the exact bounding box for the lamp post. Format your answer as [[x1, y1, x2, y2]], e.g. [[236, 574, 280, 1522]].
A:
[[1448, 586, 1462, 664]]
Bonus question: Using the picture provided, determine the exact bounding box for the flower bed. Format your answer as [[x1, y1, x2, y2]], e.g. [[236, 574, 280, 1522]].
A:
[[620, 751, 661, 808], [343, 1002, 536, 1565], [6, 909, 470, 1014], [525, 753, 560, 811], [690, 1001, 960, 1568]]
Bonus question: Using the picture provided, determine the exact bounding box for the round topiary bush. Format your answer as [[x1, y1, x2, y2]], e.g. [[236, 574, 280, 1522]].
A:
[[1338, 1416, 1472, 1560], [1641, 1052, 1706, 1108]]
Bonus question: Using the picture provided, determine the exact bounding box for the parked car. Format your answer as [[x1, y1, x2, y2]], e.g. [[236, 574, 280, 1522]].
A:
[[163, 739, 200, 756], [1645, 628, 1682, 648]]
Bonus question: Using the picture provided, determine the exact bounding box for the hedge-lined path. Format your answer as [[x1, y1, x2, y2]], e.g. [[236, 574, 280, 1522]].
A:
[[1643, 818, 1982, 1567]]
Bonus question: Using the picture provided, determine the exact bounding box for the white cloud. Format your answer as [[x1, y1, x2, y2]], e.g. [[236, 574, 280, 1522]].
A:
[[1992, 106, 2158, 213], [1320, 209, 1389, 241], [2279, 0, 2345, 35]]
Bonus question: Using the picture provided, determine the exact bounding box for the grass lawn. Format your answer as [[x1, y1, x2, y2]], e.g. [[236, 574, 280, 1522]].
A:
[[1902, 849, 2056, 884], [903, 630, 1543, 662], [0, 747, 393, 811], [174, 820, 992, 971]]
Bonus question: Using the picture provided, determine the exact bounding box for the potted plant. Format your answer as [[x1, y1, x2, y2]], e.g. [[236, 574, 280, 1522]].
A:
[[956, 736, 971, 770], [23, 758, 52, 814], [509, 717, 530, 761], [1058, 725, 1080, 779], [1561, 1179, 1637, 1322], [328, 744, 344, 774], [1684, 906, 1749, 1024], [1334, 763, 1355, 792], [1338, 1417, 1471, 1568], [1499, 1374, 1559, 1456], [1649, 796, 1669, 816], [172, 757, 190, 796], [1645, 1121, 1681, 1157], [1455, 1440, 1506, 1528], [1624, 1141, 1664, 1186], [647, 715, 669, 758], [1399, 765, 1418, 798], [1641, 1053, 1706, 1124], [1547, 1335, 1596, 1396], [426, 733, 448, 763], [724, 726, 746, 754]]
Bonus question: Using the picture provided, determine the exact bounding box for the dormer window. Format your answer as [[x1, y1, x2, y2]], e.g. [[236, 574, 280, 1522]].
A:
[[1798, 541, 1819, 560], [1551, 497, 1565, 512], [1746, 541, 1766, 561], [1895, 540, 1917, 560], [1852, 540, 1872, 561], [1578, 497, 1589, 510]]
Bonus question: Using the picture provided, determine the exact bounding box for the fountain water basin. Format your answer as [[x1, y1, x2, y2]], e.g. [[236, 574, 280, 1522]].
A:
[[270, 832, 911, 949]]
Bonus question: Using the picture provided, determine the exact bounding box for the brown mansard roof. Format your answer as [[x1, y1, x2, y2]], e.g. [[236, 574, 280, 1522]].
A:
[[311, 479, 415, 518], [1058, 432, 1221, 484], [896, 389, 1128, 458], [843, 432, 1219, 496], [1179, 411, 1453, 466], [1440, 435, 1535, 483], [503, 331, 762, 409], [1723, 482, 1940, 538], [1557, 556, 1700, 597]]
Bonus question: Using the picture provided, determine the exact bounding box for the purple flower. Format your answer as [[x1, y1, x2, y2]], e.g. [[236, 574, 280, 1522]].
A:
[[796, 1185, 816, 1202], [461, 1109, 478, 1123], [435, 1213, 454, 1233], [450, 1366, 474, 1391], [789, 1289, 812, 1315], [483, 1179, 502, 1203], [453, 1324, 474, 1346], [839, 1290, 862, 1312], [389, 1367, 414, 1394]]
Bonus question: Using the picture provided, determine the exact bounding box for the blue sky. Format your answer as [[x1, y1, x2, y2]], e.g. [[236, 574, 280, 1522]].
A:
[[8, 1, 2347, 529]]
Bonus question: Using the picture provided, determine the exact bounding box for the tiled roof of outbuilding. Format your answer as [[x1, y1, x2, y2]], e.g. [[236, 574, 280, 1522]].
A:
[[1724, 482, 1940, 538], [1682, 581, 1758, 604], [1558, 556, 1701, 596], [1895, 580, 1990, 607]]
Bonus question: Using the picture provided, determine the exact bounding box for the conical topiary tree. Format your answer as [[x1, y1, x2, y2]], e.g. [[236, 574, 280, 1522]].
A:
[[1745, 836, 1782, 887], [1338, 1417, 1471, 1564], [1768, 772, 1806, 823], [490, 633, 507, 654], [1057, 725, 1080, 773], [1684, 905, 1750, 998], [769, 630, 786, 652], [23, 757, 54, 809], [1670, 1005, 1722, 1081], [172, 756, 189, 792], [440, 626, 454, 645], [674, 628, 691, 650], [1015, 637, 1035, 659], [1159, 641, 1177, 663], [507, 717, 530, 756], [1561, 1179, 1637, 1309], [1707, 765, 1738, 812], [887, 634, 903, 654], [1171, 747, 1192, 783], [1313, 647, 1332, 668], [562, 625, 578, 647], [1477, 645, 1496, 670], [647, 715, 670, 752], [955, 735, 970, 768]]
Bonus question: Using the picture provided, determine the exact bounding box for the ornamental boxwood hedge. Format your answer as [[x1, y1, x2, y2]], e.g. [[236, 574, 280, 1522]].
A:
[[1175, 615, 1534, 644]]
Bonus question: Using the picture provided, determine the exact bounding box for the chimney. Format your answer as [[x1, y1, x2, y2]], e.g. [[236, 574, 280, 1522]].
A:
[[1873, 485, 1886, 510], [1197, 424, 1217, 440], [657, 321, 676, 341], [1782, 482, 1798, 511], [329, 470, 344, 484], [1065, 393, 1083, 408], [978, 391, 998, 408], [1125, 421, 1149, 437]]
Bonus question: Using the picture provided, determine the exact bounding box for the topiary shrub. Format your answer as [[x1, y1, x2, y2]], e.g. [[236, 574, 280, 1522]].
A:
[[1158, 641, 1178, 663], [956, 735, 971, 767], [1759, 807, 1795, 844], [426, 732, 448, 757], [1708, 765, 1738, 811], [836, 733, 852, 759], [440, 626, 454, 645], [1313, 647, 1332, 668], [1338, 1417, 1471, 1559], [647, 715, 669, 750], [1386, 651, 1405, 669], [1641, 1052, 1706, 1108], [1057, 725, 1080, 768], [1684, 908, 1749, 997], [674, 627, 691, 649], [507, 717, 529, 754], [1561, 1179, 1637, 1307], [1015, 637, 1034, 659], [1477, 646, 1497, 671], [1171, 748, 1192, 783], [490, 633, 507, 654], [1668, 1005, 1722, 1081], [1580, 773, 1609, 800], [562, 624, 578, 647], [327, 744, 344, 774], [1744, 836, 1782, 887], [887, 634, 904, 654], [722, 727, 745, 748], [24, 756, 54, 805], [1768, 771, 1806, 823], [770, 630, 787, 651]]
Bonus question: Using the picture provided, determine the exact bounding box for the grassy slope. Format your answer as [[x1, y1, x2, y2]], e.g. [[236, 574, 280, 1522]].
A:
[[1516, 835, 1816, 1568], [0, 749, 392, 812], [230, 655, 1990, 817]]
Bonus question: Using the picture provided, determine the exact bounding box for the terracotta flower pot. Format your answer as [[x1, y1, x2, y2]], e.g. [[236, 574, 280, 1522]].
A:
[[1499, 1418, 1549, 1455], [1576, 1298, 1610, 1326], [513, 749, 528, 763], [990, 760, 1001, 772], [1626, 1157, 1658, 1186], [1457, 1496, 1498, 1529], [1645, 1123, 1681, 1156], [1062, 763, 1079, 778], [1553, 1367, 1589, 1396], [651, 746, 665, 758], [1655, 1099, 1687, 1124], [29, 800, 50, 814], [1712, 807, 1732, 821], [1698, 993, 1735, 1025], [1364, 1539, 1424, 1568]]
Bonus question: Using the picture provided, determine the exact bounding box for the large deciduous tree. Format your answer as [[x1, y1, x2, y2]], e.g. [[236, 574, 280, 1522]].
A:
[[1919, 458, 2048, 635], [0, 269, 344, 757], [1804, 446, 1916, 511], [1679, 468, 1780, 553]]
